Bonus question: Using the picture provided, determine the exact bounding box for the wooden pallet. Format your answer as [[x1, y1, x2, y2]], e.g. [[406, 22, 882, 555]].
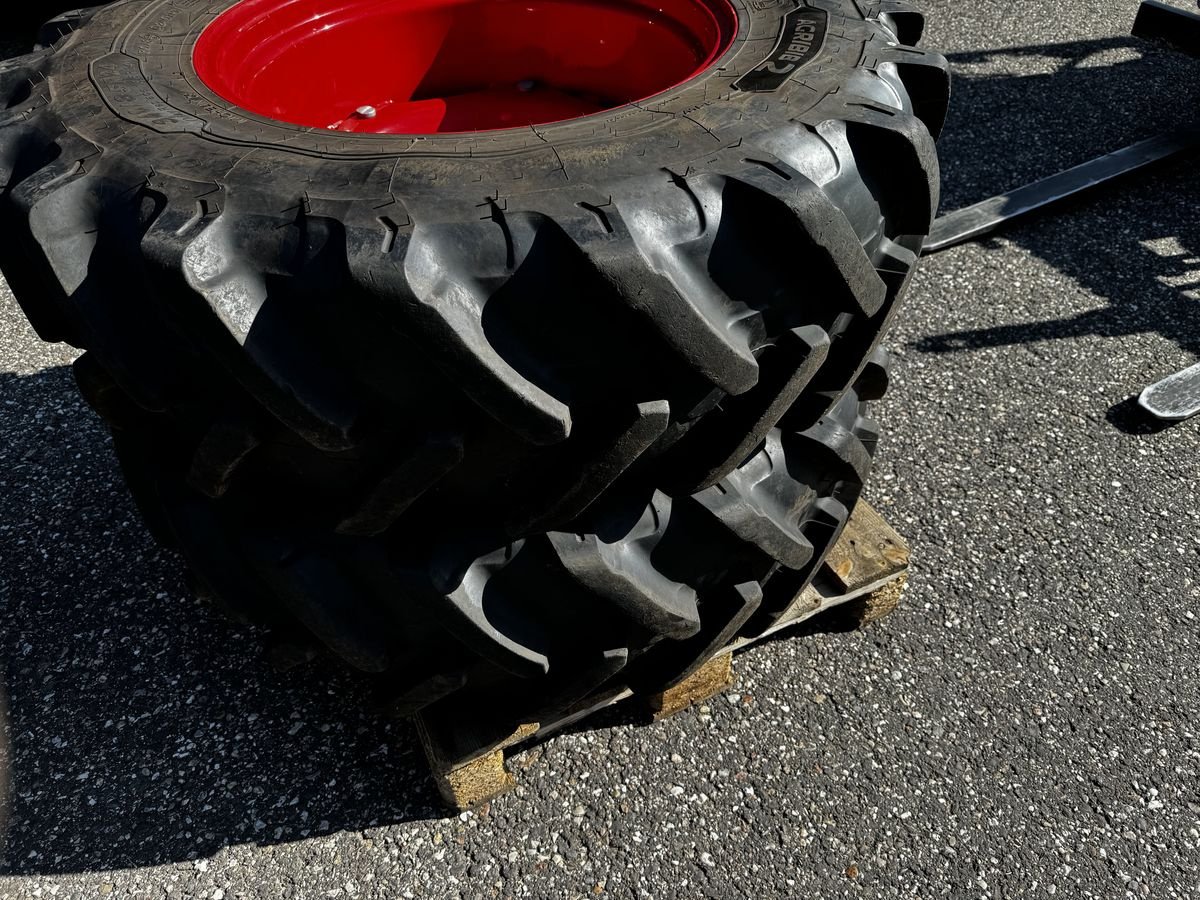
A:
[[417, 500, 908, 810]]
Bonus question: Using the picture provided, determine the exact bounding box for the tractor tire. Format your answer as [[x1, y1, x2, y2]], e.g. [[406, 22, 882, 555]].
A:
[[0, 0, 947, 721]]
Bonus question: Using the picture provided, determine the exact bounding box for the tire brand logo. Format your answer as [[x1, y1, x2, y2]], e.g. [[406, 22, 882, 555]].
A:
[[734, 7, 829, 92]]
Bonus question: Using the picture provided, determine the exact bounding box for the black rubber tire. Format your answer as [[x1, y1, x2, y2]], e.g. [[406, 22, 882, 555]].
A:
[[0, 0, 947, 720]]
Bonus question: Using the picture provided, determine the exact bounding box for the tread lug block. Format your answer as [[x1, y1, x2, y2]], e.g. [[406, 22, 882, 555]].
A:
[[649, 383, 726, 456], [743, 126, 841, 192], [71, 351, 147, 431], [0, 153, 85, 343], [803, 497, 854, 553], [874, 1, 927, 47], [336, 432, 465, 537], [548, 493, 701, 640], [852, 414, 883, 457], [19, 166, 100, 300], [609, 173, 763, 395], [741, 125, 893, 257], [0, 56, 47, 114], [0, 126, 37, 193], [838, 101, 941, 235], [667, 325, 831, 492], [35, 7, 104, 50], [733, 164, 889, 319], [425, 541, 553, 678], [505, 400, 671, 537], [782, 387, 844, 433], [873, 45, 951, 139], [108, 428, 179, 551], [516, 646, 630, 726], [186, 419, 262, 499], [21, 168, 185, 408], [874, 234, 920, 293], [749, 496, 854, 634], [787, 294, 900, 427], [403, 220, 573, 445], [629, 580, 762, 693], [377, 667, 470, 718], [157, 496, 281, 619], [181, 210, 362, 451], [417, 644, 630, 774], [461, 210, 678, 411], [796, 409, 875, 488], [140, 178, 225, 248], [694, 433, 817, 570], [421, 529, 644, 690], [246, 545, 395, 674], [856, 347, 892, 402]]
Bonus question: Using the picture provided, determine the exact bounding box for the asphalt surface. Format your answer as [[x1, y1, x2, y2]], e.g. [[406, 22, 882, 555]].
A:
[[1, 2, 1199, 898]]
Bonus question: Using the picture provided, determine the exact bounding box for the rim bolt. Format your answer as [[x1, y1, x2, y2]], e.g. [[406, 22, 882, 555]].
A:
[[355, 105, 377, 118]]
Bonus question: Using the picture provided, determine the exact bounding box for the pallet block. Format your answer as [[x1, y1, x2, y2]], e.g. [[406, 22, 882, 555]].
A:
[[646, 654, 734, 721], [417, 500, 909, 811], [418, 719, 540, 809]]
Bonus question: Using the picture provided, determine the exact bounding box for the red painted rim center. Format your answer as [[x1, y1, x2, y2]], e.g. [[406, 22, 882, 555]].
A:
[[193, 0, 738, 135]]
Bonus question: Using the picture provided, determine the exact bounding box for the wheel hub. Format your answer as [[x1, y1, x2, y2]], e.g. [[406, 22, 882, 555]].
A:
[[193, 0, 738, 135]]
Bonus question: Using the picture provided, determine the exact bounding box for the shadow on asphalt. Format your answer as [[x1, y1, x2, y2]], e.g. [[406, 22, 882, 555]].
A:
[[0, 365, 853, 874], [914, 36, 1200, 427], [0, 19, 37, 60], [1104, 395, 1178, 435], [932, 36, 1200, 211], [916, 201, 1200, 354], [0, 368, 450, 874]]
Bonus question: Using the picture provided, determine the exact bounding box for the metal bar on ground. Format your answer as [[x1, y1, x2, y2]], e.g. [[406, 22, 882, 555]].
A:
[[1133, 0, 1200, 57], [1139, 362, 1200, 422], [925, 128, 1200, 254]]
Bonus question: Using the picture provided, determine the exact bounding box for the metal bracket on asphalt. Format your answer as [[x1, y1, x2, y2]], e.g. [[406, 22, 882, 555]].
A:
[[1133, 0, 1200, 58], [924, 129, 1200, 254], [1139, 362, 1200, 422]]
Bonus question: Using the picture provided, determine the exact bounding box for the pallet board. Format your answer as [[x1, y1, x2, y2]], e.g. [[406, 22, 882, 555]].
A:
[[418, 499, 909, 810]]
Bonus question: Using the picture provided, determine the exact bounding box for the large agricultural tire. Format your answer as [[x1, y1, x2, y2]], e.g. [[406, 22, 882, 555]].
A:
[[0, 0, 947, 723]]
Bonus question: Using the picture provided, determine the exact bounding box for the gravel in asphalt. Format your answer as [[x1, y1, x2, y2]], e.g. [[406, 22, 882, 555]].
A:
[[1, 2, 1198, 897]]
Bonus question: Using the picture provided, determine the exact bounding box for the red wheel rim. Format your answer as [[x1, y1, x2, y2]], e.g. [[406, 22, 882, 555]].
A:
[[193, 0, 739, 135]]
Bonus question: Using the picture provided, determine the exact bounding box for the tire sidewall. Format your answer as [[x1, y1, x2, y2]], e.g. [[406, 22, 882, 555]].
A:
[[76, 0, 872, 171]]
